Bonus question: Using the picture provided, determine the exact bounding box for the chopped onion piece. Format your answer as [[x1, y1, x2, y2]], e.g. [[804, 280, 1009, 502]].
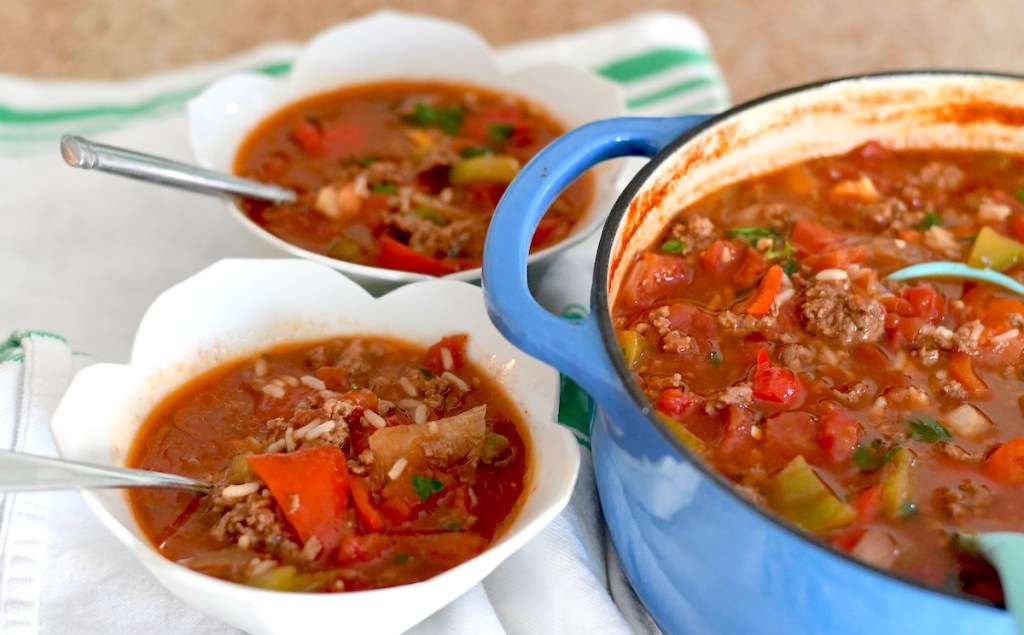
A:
[[942, 403, 992, 440]]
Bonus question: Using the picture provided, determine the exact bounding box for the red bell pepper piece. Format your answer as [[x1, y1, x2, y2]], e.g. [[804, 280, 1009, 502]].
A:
[[246, 446, 351, 552], [377, 236, 457, 276], [350, 476, 386, 533], [745, 264, 784, 315]]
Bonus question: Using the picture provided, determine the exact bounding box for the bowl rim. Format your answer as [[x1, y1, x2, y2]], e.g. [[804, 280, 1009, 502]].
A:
[[592, 68, 1024, 608]]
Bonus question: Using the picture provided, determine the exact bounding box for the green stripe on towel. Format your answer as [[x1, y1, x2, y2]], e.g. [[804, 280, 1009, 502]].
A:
[[0, 61, 292, 127], [626, 75, 720, 109], [597, 48, 713, 83]]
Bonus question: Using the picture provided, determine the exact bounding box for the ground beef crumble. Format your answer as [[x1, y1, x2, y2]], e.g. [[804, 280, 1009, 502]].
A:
[[799, 278, 885, 345]]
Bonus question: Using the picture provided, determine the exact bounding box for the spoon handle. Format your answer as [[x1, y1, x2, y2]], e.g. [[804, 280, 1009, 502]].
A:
[[60, 134, 296, 204], [0, 450, 209, 494]]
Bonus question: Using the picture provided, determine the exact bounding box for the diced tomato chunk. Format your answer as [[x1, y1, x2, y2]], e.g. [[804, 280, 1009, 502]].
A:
[[621, 252, 691, 308], [763, 411, 819, 462], [803, 246, 868, 271], [656, 388, 697, 418], [790, 219, 841, 254], [751, 348, 801, 406], [732, 247, 769, 289], [817, 411, 862, 463], [341, 388, 379, 413], [699, 239, 734, 275], [293, 119, 323, 155], [423, 334, 468, 374], [1009, 212, 1024, 243]]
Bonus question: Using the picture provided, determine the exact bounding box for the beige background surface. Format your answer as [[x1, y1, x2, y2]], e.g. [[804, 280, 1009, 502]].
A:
[[6, 0, 1024, 102]]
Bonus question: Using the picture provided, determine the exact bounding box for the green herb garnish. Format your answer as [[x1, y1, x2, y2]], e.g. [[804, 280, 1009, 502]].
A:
[[1016, 188, 1024, 202], [728, 227, 782, 244], [765, 241, 796, 260], [411, 474, 445, 501], [899, 501, 919, 519], [917, 213, 943, 230], [907, 415, 952, 443], [660, 237, 686, 253], [782, 259, 799, 276], [370, 182, 398, 194], [853, 439, 897, 471], [403, 102, 465, 136], [709, 350, 723, 367], [487, 122, 516, 142], [460, 146, 492, 159], [418, 367, 434, 378], [394, 553, 410, 564]]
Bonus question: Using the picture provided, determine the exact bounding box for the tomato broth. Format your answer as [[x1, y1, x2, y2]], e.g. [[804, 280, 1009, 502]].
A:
[[128, 333, 529, 592], [234, 80, 593, 274]]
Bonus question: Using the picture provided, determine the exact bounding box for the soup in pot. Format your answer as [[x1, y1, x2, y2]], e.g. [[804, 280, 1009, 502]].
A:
[[612, 141, 1024, 603]]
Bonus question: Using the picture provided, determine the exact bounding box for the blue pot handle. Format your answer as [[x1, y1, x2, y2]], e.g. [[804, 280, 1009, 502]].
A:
[[483, 115, 709, 398]]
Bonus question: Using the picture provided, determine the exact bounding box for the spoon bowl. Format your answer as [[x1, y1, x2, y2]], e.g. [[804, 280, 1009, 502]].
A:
[[0, 449, 210, 494]]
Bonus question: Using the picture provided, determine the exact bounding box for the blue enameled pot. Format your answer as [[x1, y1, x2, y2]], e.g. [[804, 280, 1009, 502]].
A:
[[482, 72, 1024, 635]]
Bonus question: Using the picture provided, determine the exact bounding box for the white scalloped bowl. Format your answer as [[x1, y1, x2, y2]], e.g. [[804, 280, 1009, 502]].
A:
[[49, 258, 579, 635], [187, 11, 625, 290]]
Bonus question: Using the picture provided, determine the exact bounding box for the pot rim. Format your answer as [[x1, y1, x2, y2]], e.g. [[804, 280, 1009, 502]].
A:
[[592, 68, 1024, 609]]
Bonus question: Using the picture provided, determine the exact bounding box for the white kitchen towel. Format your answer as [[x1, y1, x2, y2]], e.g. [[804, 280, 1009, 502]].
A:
[[0, 11, 729, 634]]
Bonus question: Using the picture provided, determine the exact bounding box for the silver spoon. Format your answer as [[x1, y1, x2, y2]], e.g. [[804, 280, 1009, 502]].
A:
[[60, 134, 297, 204], [0, 450, 210, 494]]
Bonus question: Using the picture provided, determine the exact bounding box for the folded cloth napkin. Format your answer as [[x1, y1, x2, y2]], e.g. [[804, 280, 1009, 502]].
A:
[[0, 11, 729, 634]]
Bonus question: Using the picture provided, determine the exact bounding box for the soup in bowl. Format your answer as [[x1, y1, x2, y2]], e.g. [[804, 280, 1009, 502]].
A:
[[50, 258, 578, 634], [188, 11, 625, 289], [483, 72, 1024, 634]]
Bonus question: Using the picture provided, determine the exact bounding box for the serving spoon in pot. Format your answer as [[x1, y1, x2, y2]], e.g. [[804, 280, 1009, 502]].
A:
[[59, 134, 296, 204], [887, 261, 1024, 297], [0, 450, 210, 494]]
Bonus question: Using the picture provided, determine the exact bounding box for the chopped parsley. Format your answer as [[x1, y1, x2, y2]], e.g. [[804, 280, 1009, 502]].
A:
[[916, 213, 943, 230], [728, 227, 782, 244], [418, 367, 434, 378], [781, 259, 799, 276], [403, 102, 465, 136], [1016, 188, 1024, 202], [411, 474, 445, 501], [900, 501, 919, 519], [853, 439, 897, 471], [394, 553, 410, 564], [907, 415, 952, 443], [709, 350, 723, 367], [765, 241, 796, 260], [660, 237, 686, 253], [487, 122, 516, 142], [370, 182, 398, 194]]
